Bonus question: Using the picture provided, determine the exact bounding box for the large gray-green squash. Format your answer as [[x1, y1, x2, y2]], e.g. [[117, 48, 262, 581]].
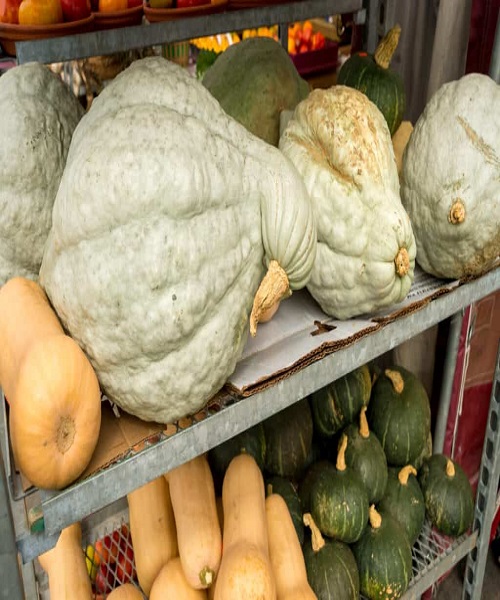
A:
[[279, 85, 416, 319], [0, 63, 84, 286], [401, 73, 499, 279], [39, 57, 316, 424]]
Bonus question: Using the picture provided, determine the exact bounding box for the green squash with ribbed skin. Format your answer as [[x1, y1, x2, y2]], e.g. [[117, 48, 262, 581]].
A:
[[367, 366, 431, 467], [343, 407, 388, 504], [203, 36, 310, 147], [378, 465, 425, 546], [310, 364, 372, 438], [337, 25, 405, 136], [263, 397, 313, 480], [418, 454, 474, 537], [266, 475, 304, 545], [303, 513, 360, 600], [310, 435, 369, 543], [352, 506, 413, 600], [298, 459, 336, 514]]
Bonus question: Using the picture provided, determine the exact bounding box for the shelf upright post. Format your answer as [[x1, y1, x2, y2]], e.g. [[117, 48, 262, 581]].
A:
[[462, 341, 500, 600]]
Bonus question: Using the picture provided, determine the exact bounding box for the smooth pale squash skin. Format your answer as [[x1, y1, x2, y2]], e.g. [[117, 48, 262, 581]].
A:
[[167, 454, 222, 589], [150, 558, 208, 600], [106, 583, 144, 600], [401, 74, 500, 279], [280, 85, 416, 320], [38, 523, 92, 600], [127, 475, 178, 596], [0, 63, 83, 286], [265, 494, 317, 600], [0, 277, 101, 490], [40, 56, 316, 424], [214, 453, 276, 600]]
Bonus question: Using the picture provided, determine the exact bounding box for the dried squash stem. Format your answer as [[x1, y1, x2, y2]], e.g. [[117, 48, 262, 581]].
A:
[[359, 407, 370, 439], [446, 459, 456, 478], [369, 505, 382, 529], [398, 465, 417, 485], [303, 513, 325, 552], [250, 260, 290, 336], [374, 24, 401, 69], [385, 369, 404, 393], [336, 434, 348, 471]]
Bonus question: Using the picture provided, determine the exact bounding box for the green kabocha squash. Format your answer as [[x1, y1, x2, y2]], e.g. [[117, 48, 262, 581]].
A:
[[310, 364, 372, 438], [303, 513, 360, 600], [266, 476, 304, 545], [263, 398, 313, 480], [378, 465, 425, 546], [337, 25, 405, 135], [368, 367, 431, 466], [418, 454, 474, 537], [298, 459, 336, 514], [310, 435, 369, 543], [401, 73, 499, 279], [0, 63, 84, 286], [203, 36, 310, 147], [39, 57, 316, 424], [353, 505, 413, 600], [343, 407, 388, 504], [280, 85, 416, 320]]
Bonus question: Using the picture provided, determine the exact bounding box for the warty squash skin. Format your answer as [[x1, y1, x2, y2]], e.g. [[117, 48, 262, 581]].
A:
[[38, 523, 92, 600], [401, 74, 499, 280], [280, 85, 416, 319], [127, 475, 178, 596], [0, 277, 101, 490], [150, 558, 208, 600], [39, 56, 316, 424], [0, 62, 83, 286]]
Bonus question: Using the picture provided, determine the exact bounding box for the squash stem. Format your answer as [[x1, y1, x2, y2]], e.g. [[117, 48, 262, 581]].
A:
[[398, 465, 417, 485], [250, 260, 290, 337], [336, 434, 348, 471], [448, 199, 466, 224], [385, 368, 404, 393], [199, 566, 215, 588], [394, 247, 410, 277], [303, 513, 325, 552], [374, 24, 401, 69], [446, 459, 456, 478], [359, 407, 370, 439], [369, 504, 382, 529]]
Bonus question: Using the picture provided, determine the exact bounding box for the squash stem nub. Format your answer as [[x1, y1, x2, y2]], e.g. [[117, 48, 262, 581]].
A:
[[336, 434, 348, 471], [446, 459, 456, 478], [374, 24, 401, 69], [303, 513, 326, 552], [398, 465, 417, 486], [359, 407, 370, 439], [250, 260, 290, 337], [368, 504, 382, 529], [385, 368, 404, 393]]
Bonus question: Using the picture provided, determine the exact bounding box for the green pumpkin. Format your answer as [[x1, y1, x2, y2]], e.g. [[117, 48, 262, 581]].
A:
[[367, 366, 431, 466], [343, 407, 388, 504], [418, 454, 474, 537], [263, 397, 313, 479], [266, 475, 304, 545], [310, 435, 369, 543], [337, 25, 405, 135], [352, 506, 413, 600], [310, 364, 372, 438], [298, 459, 336, 514], [378, 465, 425, 546], [303, 513, 360, 600]]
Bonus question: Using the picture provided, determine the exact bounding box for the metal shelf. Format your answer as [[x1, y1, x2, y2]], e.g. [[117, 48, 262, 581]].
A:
[[14, 0, 362, 64], [7, 267, 499, 563]]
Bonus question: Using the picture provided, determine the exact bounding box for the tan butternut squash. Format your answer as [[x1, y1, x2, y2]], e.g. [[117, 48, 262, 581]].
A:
[[150, 557, 208, 600], [38, 523, 92, 600], [0, 277, 101, 490], [214, 453, 276, 600], [265, 493, 317, 600], [106, 583, 143, 599], [167, 454, 222, 589], [127, 475, 178, 596]]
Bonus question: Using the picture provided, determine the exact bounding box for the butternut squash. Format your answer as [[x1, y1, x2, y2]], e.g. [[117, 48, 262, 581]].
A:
[[167, 454, 222, 589], [127, 475, 178, 596], [266, 494, 317, 600], [106, 583, 143, 599], [0, 277, 101, 490], [150, 557, 208, 600], [214, 453, 276, 600], [38, 523, 92, 600]]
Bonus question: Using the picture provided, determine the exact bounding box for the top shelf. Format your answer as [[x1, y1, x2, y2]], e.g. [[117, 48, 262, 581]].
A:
[[14, 0, 363, 64]]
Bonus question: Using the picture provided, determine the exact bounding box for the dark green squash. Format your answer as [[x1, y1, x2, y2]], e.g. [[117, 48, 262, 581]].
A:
[[202, 36, 310, 147], [367, 366, 431, 467], [352, 505, 413, 600], [413, 429, 433, 471], [418, 454, 474, 537], [298, 459, 336, 514], [208, 422, 266, 494], [310, 435, 369, 543], [266, 475, 304, 545], [343, 407, 388, 504], [263, 397, 313, 480], [378, 465, 425, 546], [337, 25, 406, 135], [303, 512, 360, 600], [310, 364, 372, 438]]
